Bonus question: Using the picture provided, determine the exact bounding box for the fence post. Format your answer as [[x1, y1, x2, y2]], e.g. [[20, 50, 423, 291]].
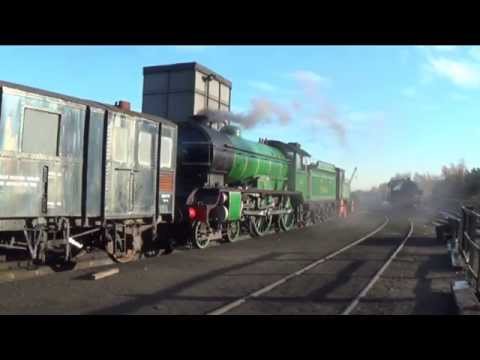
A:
[[459, 208, 465, 253], [474, 214, 480, 294], [463, 208, 472, 284], [463, 208, 469, 259]]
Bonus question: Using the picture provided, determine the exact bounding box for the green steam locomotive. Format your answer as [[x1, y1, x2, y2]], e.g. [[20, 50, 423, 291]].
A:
[[176, 116, 355, 248]]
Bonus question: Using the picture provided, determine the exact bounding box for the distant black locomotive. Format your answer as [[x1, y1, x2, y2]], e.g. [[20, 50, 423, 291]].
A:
[[386, 178, 422, 208]]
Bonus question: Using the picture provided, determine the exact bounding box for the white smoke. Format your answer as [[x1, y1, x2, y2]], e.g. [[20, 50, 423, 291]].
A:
[[291, 70, 347, 146]]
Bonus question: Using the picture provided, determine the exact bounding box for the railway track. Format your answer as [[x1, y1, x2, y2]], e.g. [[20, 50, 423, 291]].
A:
[[0, 212, 366, 283], [0, 212, 422, 314], [342, 220, 413, 315], [207, 216, 414, 315]]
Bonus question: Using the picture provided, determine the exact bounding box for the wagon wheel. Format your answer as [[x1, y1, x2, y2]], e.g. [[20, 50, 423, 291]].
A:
[[223, 221, 241, 243], [249, 215, 272, 237], [106, 227, 143, 263], [192, 221, 211, 249]]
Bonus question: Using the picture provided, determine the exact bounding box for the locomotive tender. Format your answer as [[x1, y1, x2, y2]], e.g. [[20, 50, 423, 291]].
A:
[[0, 62, 354, 264]]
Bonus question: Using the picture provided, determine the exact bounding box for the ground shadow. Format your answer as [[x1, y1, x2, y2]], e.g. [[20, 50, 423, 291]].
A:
[[409, 238, 457, 314], [87, 251, 283, 314], [87, 233, 411, 314]]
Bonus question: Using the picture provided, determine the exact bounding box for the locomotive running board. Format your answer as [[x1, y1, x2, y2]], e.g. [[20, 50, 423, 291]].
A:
[[213, 186, 301, 197], [243, 209, 293, 216]]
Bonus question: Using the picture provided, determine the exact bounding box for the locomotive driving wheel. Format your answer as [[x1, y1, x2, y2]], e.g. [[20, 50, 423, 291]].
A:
[[192, 221, 211, 249], [279, 211, 295, 231], [223, 220, 241, 243], [106, 224, 143, 263], [249, 214, 272, 237], [278, 198, 296, 231]]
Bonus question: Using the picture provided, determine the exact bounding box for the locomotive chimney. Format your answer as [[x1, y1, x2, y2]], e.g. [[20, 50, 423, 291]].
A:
[[191, 114, 209, 123], [115, 100, 131, 111]]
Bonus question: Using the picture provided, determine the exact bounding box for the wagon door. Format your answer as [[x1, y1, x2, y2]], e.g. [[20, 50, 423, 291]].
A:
[[132, 118, 158, 217], [106, 112, 136, 217], [106, 112, 158, 218]]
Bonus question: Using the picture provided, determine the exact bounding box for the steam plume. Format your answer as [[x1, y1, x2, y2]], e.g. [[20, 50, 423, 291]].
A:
[[202, 69, 349, 147], [200, 98, 292, 129], [293, 71, 347, 146]]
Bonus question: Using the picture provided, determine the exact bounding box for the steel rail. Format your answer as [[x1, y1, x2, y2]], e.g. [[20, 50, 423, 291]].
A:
[[206, 216, 390, 315], [342, 219, 414, 315]]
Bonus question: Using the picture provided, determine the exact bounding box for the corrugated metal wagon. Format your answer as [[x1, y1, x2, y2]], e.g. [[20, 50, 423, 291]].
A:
[[0, 81, 177, 264]]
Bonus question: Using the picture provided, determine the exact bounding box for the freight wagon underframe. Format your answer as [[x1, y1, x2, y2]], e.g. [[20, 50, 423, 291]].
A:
[[0, 215, 165, 264]]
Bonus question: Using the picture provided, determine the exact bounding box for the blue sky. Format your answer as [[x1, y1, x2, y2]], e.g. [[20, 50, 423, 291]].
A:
[[0, 45, 477, 190]]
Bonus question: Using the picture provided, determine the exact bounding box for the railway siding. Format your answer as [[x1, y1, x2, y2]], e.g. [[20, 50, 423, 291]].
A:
[[221, 217, 411, 315], [351, 217, 458, 315], [0, 210, 458, 315], [0, 212, 382, 314]]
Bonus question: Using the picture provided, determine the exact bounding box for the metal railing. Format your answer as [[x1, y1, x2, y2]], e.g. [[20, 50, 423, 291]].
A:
[[459, 206, 480, 293]]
